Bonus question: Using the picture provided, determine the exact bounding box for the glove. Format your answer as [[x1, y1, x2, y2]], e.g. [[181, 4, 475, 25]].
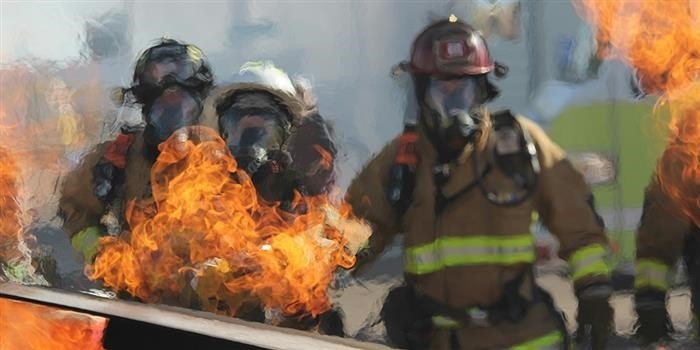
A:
[[71, 226, 105, 264], [575, 283, 614, 349], [93, 160, 116, 202], [381, 285, 434, 350], [318, 307, 346, 336], [634, 289, 673, 345]]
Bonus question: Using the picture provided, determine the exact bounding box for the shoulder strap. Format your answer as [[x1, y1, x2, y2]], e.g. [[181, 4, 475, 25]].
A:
[[386, 126, 418, 218]]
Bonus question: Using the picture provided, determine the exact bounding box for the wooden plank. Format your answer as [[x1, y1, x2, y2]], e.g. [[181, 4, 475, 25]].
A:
[[0, 282, 392, 350]]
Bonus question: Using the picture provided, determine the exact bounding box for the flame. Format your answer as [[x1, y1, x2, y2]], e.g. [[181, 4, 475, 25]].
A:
[[0, 298, 107, 350], [87, 126, 370, 319], [0, 64, 107, 283], [0, 147, 22, 264], [575, 0, 700, 226]]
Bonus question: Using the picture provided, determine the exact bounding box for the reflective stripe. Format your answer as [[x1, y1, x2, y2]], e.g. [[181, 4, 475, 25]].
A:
[[431, 307, 490, 329], [509, 330, 564, 350], [405, 234, 535, 275], [569, 244, 610, 282], [431, 315, 460, 329], [635, 259, 670, 291]]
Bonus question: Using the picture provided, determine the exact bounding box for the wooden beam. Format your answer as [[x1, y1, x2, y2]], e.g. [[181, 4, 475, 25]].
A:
[[0, 282, 392, 350]]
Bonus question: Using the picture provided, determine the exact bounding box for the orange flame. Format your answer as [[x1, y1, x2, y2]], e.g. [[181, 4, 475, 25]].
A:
[[87, 126, 370, 319], [575, 0, 700, 226], [0, 147, 22, 264], [0, 64, 108, 282], [0, 298, 107, 350]]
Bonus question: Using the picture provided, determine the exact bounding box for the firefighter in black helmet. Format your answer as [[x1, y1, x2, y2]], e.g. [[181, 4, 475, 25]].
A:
[[59, 38, 214, 260]]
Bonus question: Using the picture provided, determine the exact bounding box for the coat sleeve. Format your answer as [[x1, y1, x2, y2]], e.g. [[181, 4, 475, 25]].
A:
[[521, 117, 611, 290], [58, 144, 106, 238], [635, 175, 694, 293], [345, 139, 402, 273]]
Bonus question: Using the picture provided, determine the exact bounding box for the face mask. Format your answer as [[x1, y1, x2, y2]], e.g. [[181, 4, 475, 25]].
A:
[[219, 110, 287, 175], [143, 85, 202, 156], [424, 76, 485, 157]]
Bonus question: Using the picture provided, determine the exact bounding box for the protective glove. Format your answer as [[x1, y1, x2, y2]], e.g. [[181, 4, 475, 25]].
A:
[[575, 283, 614, 349], [634, 289, 673, 345], [70, 226, 104, 264], [317, 306, 346, 336], [93, 160, 116, 202], [381, 285, 434, 350]]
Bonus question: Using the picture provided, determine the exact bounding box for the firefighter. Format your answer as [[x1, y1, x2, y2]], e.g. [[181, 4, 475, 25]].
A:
[[345, 17, 613, 349], [59, 38, 214, 262], [209, 61, 337, 210], [206, 61, 342, 334], [633, 167, 700, 345]]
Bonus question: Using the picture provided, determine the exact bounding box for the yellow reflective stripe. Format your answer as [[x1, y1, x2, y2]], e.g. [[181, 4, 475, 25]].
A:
[[569, 244, 610, 282], [185, 45, 203, 63], [509, 330, 564, 350], [431, 315, 460, 329], [405, 234, 535, 275], [635, 259, 670, 291]]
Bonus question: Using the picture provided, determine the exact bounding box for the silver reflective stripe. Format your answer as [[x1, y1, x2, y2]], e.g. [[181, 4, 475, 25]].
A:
[[572, 253, 603, 273], [414, 245, 534, 265], [637, 266, 668, 284], [635, 259, 670, 290], [405, 234, 535, 275]]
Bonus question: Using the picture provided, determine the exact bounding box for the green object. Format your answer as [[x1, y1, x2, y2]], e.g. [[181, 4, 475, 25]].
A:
[[510, 330, 564, 350], [549, 101, 668, 208], [71, 226, 103, 263], [549, 101, 669, 269]]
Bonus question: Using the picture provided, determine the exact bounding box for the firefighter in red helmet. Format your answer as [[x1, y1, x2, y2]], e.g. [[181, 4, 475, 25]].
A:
[[346, 17, 613, 349]]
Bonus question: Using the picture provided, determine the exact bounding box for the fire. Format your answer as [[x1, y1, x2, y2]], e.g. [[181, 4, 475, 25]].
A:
[[0, 298, 107, 350], [0, 147, 22, 264], [87, 126, 370, 319], [0, 64, 106, 283], [575, 0, 700, 225]]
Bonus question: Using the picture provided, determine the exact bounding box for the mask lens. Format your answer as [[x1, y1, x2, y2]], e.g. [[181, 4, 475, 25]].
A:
[[426, 77, 479, 124], [219, 112, 283, 158], [147, 86, 201, 141]]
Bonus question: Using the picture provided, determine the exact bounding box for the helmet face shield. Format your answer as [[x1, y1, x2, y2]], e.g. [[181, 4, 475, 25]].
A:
[[128, 41, 211, 106], [137, 44, 201, 86]]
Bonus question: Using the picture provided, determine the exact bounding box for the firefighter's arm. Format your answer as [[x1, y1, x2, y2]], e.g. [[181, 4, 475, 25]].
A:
[[345, 140, 402, 275], [523, 118, 613, 347], [522, 118, 610, 289], [58, 144, 108, 262], [635, 176, 692, 293]]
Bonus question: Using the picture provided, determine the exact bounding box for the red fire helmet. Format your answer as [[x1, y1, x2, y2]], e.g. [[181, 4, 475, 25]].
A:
[[410, 16, 495, 76]]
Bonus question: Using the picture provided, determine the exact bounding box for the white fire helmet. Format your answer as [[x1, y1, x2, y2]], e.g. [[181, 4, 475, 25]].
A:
[[235, 61, 296, 96]]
